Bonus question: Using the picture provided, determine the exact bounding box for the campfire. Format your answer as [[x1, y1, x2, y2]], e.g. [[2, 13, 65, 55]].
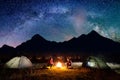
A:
[[56, 62, 62, 68]]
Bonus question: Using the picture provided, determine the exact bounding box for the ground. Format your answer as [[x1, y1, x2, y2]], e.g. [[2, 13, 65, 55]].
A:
[[0, 66, 120, 80]]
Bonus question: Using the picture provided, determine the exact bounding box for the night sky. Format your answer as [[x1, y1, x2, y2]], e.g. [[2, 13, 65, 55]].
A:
[[0, 0, 120, 47]]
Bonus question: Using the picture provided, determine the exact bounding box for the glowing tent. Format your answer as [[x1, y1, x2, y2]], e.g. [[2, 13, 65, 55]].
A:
[[5, 56, 32, 68], [82, 56, 109, 69]]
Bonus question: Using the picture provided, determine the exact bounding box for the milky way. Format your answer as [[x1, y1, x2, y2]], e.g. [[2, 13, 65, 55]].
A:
[[0, 0, 120, 47]]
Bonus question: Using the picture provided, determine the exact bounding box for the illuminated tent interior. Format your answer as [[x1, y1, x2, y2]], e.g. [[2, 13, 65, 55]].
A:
[[5, 56, 32, 68], [82, 56, 109, 69]]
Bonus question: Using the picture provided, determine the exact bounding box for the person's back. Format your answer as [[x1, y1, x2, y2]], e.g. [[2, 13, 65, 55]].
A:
[[48, 57, 54, 68]]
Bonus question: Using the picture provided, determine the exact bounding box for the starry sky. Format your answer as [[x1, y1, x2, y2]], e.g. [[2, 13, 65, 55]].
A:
[[0, 0, 120, 47]]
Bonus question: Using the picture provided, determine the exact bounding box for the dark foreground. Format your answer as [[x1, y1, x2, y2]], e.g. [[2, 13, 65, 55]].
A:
[[0, 67, 120, 80]]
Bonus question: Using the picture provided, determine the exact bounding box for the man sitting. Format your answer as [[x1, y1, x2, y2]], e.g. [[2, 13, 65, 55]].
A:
[[48, 57, 54, 68], [66, 58, 72, 68]]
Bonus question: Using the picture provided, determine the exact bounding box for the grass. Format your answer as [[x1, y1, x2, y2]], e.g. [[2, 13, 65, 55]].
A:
[[0, 66, 120, 80]]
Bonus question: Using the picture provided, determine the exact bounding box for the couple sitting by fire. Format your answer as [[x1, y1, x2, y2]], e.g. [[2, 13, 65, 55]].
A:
[[47, 57, 72, 68]]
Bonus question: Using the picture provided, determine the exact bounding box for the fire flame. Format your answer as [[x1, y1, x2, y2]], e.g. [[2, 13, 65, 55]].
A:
[[56, 62, 62, 68]]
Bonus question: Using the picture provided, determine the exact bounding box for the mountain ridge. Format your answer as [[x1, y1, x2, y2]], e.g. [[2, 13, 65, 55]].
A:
[[0, 30, 120, 55]]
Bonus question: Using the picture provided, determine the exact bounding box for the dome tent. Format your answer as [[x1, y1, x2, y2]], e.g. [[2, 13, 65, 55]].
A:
[[5, 56, 32, 68], [82, 56, 109, 69]]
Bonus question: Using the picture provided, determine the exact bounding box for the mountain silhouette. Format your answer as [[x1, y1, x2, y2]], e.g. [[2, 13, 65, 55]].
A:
[[65, 30, 120, 53], [0, 45, 16, 55], [31, 34, 46, 41], [15, 30, 120, 55], [1, 30, 120, 55]]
